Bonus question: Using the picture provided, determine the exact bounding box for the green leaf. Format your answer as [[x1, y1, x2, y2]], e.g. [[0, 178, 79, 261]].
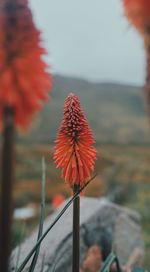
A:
[[100, 252, 116, 272], [15, 223, 26, 272], [100, 252, 122, 272], [28, 157, 46, 272]]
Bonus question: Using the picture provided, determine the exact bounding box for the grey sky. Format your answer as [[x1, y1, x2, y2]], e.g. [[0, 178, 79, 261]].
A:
[[29, 0, 145, 85]]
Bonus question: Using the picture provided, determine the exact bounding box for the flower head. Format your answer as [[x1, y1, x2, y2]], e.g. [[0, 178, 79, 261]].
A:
[[54, 93, 97, 188], [0, 0, 52, 127], [123, 0, 150, 32]]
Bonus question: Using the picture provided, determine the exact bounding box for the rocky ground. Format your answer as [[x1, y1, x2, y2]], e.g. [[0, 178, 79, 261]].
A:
[[11, 198, 144, 272]]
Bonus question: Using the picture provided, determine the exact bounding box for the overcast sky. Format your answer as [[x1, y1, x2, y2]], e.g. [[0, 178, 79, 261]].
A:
[[29, 0, 145, 85]]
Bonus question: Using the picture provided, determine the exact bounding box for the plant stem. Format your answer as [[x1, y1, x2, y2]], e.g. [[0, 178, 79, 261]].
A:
[[0, 107, 15, 272], [72, 184, 80, 272]]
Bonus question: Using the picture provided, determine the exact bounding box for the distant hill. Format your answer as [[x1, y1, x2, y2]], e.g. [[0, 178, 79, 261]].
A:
[[19, 75, 150, 144]]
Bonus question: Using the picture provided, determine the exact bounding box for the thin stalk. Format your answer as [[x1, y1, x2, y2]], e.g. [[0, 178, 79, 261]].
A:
[[0, 107, 15, 272], [15, 223, 26, 272], [72, 184, 80, 272], [16, 174, 97, 272], [29, 157, 46, 272]]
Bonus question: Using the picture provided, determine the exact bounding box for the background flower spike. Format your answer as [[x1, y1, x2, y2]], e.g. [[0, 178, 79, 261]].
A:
[[0, 0, 52, 128], [122, 0, 150, 122]]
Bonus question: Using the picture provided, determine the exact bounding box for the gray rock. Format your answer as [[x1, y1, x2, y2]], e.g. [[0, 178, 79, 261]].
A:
[[10, 197, 144, 271]]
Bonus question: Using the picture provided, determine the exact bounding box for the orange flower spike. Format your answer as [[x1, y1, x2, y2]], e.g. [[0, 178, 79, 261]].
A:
[[0, 0, 52, 127], [54, 93, 97, 187], [123, 0, 150, 32]]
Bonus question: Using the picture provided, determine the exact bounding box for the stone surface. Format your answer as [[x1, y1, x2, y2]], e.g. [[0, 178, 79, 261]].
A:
[[10, 197, 144, 271]]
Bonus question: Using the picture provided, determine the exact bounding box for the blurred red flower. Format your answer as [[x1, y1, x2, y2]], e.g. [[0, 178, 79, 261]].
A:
[[123, 0, 150, 32], [52, 194, 65, 209], [0, 0, 52, 127], [54, 93, 97, 188]]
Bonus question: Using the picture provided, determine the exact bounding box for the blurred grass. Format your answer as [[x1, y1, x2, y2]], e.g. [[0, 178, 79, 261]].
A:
[[11, 143, 150, 268]]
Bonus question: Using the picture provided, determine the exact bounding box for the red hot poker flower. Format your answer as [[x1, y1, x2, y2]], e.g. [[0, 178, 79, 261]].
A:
[[54, 93, 97, 188], [122, 0, 150, 119], [0, 0, 52, 127], [123, 0, 150, 32]]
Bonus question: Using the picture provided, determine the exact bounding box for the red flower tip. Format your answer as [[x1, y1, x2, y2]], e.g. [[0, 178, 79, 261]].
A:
[[54, 93, 97, 188], [0, 0, 52, 128], [123, 0, 150, 32]]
